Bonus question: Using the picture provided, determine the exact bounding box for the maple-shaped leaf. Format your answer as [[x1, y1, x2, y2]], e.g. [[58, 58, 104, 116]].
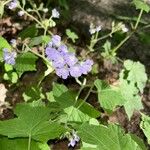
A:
[[78, 123, 146, 150], [0, 137, 50, 150], [123, 60, 147, 93], [14, 52, 38, 77], [0, 103, 66, 142]]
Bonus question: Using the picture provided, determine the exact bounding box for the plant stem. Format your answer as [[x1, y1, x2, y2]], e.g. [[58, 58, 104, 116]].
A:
[[28, 134, 31, 150], [19, 7, 44, 27], [4, 0, 11, 5], [97, 32, 113, 42], [111, 8, 144, 54], [65, 79, 86, 125], [111, 32, 133, 54], [134, 9, 144, 30], [29, 10, 43, 21], [24, 44, 52, 67], [77, 84, 94, 110]]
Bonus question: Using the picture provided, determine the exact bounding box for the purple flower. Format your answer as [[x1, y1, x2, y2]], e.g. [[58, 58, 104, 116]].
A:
[[52, 35, 61, 47], [69, 64, 82, 78], [10, 39, 16, 46], [64, 53, 78, 67], [68, 131, 80, 147], [52, 53, 66, 68], [58, 45, 68, 53], [8, 0, 18, 10], [55, 67, 69, 79], [68, 138, 76, 147], [18, 10, 24, 16], [3, 48, 17, 65], [80, 59, 93, 74], [45, 47, 59, 61], [47, 41, 53, 47], [52, 8, 60, 18], [45, 36, 93, 79]]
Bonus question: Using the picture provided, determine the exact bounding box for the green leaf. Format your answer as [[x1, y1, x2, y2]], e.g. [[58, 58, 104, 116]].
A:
[[123, 60, 147, 93], [94, 79, 125, 113], [140, 114, 150, 144], [3, 72, 18, 84], [46, 91, 55, 102], [0, 36, 11, 61], [0, 103, 66, 142], [138, 31, 150, 45], [54, 91, 75, 108], [4, 64, 13, 72], [76, 99, 100, 118], [54, 90, 100, 123], [124, 95, 143, 119], [23, 86, 44, 102], [78, 123, 146, 150], [58, 0, 69, 10], [64, 106, 92, 123], [18, 25, 38, 40], [102, 40, 111, 53], [66, 29, 78, 43], [14, 52, 38, 77], [29, 36, 50, 47], [133, 0, 150, 13], [21, 0, 26, 7], [119, 60, 145, 119], [52, 83, 68, 97], [0, 137, 50, 150]]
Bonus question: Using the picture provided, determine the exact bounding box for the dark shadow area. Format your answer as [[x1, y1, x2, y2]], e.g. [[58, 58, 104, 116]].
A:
[[66, 0, 150, 71]]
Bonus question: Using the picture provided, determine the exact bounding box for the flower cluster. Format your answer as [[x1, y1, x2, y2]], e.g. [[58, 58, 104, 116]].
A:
[[52, 8, 60, 18], [89, 23, 102, 35], [18, 10, 25, 16], [68, 131, 80, 147], [121, 24, 128, 33], [8, 0, 18, 10], [45, 35, 93, 79], [3, 48, 17, 65]]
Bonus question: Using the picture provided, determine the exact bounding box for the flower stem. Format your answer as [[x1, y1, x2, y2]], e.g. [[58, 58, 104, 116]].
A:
[[77, 84, 94, 110], [134, 9, 144, 30], [28, 134, 31, 150], [111, 8, 144, 54]]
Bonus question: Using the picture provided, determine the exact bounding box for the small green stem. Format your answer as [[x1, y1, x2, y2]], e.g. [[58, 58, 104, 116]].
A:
[[111, 8, 144, 54], [65, 78, 86, 125], [4, 0, 11, 5], [44, 27, 47, 36], [134, 9, 144, 30], [24, 44, 52, 67], [29, 10, 43, 21], [111, 32, 133, 54], [77, 84, 94, 110], [28, 134, 31, 150], [75, 78, 82, 86], [19, 6, 45, 30], [97, 32, 113, 42]]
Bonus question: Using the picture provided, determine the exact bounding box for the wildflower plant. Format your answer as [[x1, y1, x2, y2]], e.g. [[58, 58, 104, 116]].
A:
[[0, 0, 149, 149]]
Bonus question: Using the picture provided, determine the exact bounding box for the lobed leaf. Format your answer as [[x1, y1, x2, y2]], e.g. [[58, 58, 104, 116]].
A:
[[94, 79, 124, 113], [0, 137, 50, 150], [78, 123, 146, 150], [0, 103, 66, 142], [14, 52, 38, 77]]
